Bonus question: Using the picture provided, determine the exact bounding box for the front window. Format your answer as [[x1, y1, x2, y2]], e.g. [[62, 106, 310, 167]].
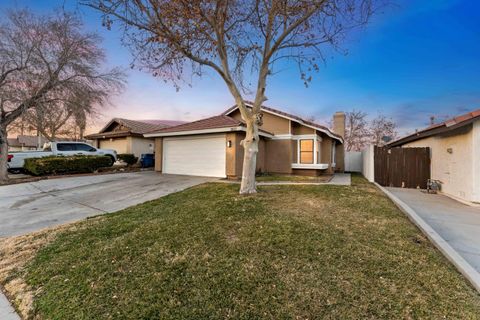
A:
[[300, 139, 314, 164], [75, 143, 96, 152], [57, 143, 75, 151]]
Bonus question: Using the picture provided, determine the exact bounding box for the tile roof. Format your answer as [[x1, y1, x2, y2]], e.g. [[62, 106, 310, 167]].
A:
[[389, 108, 480, 147], [223, 102, 343, 141], [85, 118, 186, 139], [148, 115, 243, 134], [133, 119, 187, 127], [110, 118, 185, 134]]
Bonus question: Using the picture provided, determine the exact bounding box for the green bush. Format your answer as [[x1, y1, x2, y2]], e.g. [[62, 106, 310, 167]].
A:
[[117, 153, 138, 165], [24, 155, 113, 176]]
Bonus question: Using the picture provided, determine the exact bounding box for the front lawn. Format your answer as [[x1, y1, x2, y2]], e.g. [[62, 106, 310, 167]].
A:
[[1, 176, 479, 319]]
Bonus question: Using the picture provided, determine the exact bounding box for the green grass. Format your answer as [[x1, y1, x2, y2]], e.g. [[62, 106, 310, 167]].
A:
[[255, 173, 332, 182], [22, 175, 480, 319]]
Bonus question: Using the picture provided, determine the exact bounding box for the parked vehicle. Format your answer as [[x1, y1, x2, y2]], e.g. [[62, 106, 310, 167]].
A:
[[7, 141, 117, 173]]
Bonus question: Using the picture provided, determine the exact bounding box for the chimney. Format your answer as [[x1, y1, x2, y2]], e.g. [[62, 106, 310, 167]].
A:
[[333, 111, 345, 138]]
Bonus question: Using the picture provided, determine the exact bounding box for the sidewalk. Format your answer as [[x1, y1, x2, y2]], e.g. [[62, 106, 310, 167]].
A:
[[220, 173, 351, 186], [379, 185, 480, 292], [0, 292, 19, 320]]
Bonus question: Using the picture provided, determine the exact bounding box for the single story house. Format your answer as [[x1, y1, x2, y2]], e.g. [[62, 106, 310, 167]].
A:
[[85, 118, 185, 158], [7, 135, 48, 151], [388, 109, 480, 204], [144, 103, 345, 178]]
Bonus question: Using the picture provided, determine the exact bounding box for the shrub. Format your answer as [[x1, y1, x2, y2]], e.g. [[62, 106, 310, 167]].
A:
[[117, 153, 138, 165], [24, 155, 113, 176]]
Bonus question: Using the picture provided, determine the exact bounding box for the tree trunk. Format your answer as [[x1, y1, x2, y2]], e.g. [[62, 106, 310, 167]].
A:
[[79, 126, 85, 140], [0, 125, 9, 183], [239, 119, 259, 194]]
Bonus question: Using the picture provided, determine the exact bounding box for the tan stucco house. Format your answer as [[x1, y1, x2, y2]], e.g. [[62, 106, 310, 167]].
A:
[[85, 118, 185, 158], [7, 135, 48, 151], [144, 103, 345, 178], [389, 109, 480, 204]]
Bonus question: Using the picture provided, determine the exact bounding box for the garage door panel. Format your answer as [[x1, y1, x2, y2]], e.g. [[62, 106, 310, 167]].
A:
[[163, 135, 226, 177]]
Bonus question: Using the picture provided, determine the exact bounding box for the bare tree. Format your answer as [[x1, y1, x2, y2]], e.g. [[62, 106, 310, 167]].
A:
[[20, 91, 101, 141], [85, 0, 379, 194], [344, 109, 369, 151], [370, 113, 397, 146], [0, 9, 125, 182]]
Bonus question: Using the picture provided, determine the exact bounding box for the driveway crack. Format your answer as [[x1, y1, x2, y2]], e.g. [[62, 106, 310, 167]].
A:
[[23, 183, 108, 213]]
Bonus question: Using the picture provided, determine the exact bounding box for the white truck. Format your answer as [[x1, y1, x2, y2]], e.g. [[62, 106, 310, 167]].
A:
[[7, 141, 117, 173]]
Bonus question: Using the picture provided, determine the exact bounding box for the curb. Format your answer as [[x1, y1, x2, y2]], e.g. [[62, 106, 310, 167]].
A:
[[375, 183, 480, 293]]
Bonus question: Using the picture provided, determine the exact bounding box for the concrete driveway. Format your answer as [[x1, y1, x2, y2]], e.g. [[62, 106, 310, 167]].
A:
[[0, 172, 212, 237], [386, 188, 480, 273]]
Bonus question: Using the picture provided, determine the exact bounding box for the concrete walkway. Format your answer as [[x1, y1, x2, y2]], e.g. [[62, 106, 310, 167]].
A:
[[386, 187, 480, 290], [0, 293, 19, 320], [220, 173, 352, 186], [328, 173, 351, 186], [258, 173, 351, 186]]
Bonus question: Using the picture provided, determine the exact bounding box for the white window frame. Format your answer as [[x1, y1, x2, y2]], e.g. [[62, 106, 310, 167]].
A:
[[293, 134, 324, 165], [332, 140, 336, 167], [299, 139, 315, 164]]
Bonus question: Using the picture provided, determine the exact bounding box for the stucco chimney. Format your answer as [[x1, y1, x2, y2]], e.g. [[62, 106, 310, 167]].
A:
[[333, 111, 345, 138]]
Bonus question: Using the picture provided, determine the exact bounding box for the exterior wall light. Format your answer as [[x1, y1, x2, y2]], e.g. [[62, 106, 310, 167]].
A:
[[227, 140, 232, 148], [447, 147, 453, 154]]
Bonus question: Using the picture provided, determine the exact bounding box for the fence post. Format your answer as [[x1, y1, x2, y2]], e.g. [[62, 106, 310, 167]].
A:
[[361, 145, 375, 182]]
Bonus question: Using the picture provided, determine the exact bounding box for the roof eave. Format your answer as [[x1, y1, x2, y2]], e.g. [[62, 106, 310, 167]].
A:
[[144, 126, 274, 138], [223, 104, 343, 143], [84, 131, 139, 139], [388, 118, 479, 147]]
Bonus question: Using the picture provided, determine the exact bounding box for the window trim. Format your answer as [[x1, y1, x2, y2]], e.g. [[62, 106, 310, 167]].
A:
[[332, 140, 336, 167], [294, 134, 322, 165]]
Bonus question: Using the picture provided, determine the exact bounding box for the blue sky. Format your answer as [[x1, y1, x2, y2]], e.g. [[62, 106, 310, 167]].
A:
[[2, 0, 480, 134]]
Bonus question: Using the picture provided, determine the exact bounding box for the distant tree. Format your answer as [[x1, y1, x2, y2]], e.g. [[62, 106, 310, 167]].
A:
[[344, 109, 369, 151], [20, 91, 99, 141], [0, 9, 125, 182], [86, 0, 379, 194], [370, 113, 397, 146]]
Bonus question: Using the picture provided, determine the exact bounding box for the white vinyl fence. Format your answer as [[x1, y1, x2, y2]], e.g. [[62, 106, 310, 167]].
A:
[[345, 151, 363, 172], [361, 145, 375, 182]]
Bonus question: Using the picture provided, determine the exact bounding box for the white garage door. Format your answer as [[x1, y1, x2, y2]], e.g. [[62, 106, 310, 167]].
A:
[[163, 135, 226, 177]]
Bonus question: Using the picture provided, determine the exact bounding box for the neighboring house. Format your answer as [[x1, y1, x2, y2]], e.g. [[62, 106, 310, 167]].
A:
[[144, 103, 345, 178], [389, 109, 480, 204], [85, 118, 185, 158], [7, 135, 48, 151]]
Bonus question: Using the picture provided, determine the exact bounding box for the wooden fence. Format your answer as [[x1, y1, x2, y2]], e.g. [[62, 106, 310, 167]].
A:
[[374, 146, 431, 189]]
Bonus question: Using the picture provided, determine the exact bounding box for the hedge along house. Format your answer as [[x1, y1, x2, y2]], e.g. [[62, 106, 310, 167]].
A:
[[144, 103, 345, 178], [85, 118, 185, 159], [388, 108, 480, 205]]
